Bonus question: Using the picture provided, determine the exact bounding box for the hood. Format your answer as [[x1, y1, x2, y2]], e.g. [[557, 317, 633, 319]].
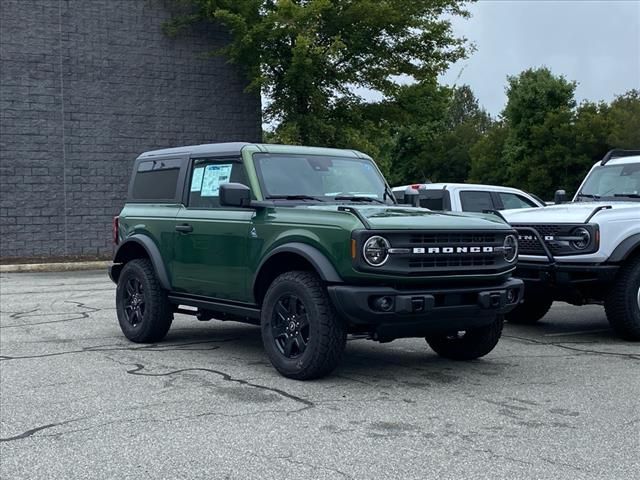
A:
[[300, 205, 511, 230], [502, 202, 640, 224]]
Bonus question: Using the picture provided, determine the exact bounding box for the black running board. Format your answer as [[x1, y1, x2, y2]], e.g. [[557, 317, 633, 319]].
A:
[[168, 292, 261, 323]]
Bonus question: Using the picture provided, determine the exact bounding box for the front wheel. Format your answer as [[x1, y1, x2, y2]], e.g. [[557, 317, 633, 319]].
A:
[[261, 271, 347, 380], [426, 316, 503, 360], [605, 256, 640, 341]]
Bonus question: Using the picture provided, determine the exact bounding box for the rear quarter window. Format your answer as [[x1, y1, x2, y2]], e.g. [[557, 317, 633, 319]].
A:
[[130, 158, 183, 201]]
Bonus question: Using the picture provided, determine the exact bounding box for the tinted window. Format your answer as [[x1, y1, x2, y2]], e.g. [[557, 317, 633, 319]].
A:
[[131, 159, 182, 200], [460, 191, 495, 212], [419, 191, 450, 210], [498, 192, 537, 209], [188, 159, 248, 208]]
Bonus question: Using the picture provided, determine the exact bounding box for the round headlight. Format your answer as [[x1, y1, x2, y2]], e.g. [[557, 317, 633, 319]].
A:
[[363, 236, 390, 267], [503, 235, 518, 263], [571, 227, 591, 250]]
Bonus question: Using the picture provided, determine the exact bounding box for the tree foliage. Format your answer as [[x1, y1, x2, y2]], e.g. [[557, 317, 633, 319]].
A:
[[469, 67, 640, 199], [388, 83, 491, 185], [166, 0, 473, 144]]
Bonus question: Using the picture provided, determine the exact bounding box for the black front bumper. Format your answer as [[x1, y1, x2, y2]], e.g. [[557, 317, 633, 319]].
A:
[[516, 261, 619, 287], [327, 278, 523, 338]]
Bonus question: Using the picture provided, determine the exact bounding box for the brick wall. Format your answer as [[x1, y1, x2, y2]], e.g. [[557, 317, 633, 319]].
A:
[[0, 0, 261, 260]]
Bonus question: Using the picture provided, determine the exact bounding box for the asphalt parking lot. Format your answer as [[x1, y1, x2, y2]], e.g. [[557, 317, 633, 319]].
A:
[[1, 270, 638, 479]]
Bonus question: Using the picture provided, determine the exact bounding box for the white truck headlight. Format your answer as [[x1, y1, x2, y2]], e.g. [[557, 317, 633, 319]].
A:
[[571, 227, 591, 250]]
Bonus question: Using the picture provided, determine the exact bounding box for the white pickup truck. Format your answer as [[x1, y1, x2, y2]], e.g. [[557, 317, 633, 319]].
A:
[[502, 149, 640, 340], [392, 183, 545, 212]]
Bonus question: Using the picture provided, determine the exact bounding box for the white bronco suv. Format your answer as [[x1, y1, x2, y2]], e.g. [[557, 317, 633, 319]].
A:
[[501, 149, 640, 340]]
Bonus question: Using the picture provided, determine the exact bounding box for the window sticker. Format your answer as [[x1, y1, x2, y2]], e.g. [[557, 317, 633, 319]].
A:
[[190, 167, 204, 192], [201, 164, 233, 197]]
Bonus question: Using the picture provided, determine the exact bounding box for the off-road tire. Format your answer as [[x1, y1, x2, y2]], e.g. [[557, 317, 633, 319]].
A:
[[425, 316, 504, 360], [116, 258, 173, 343], [505, 292, 553, 324], [605, 256, 640, 341], [261, 271, 347, 380]]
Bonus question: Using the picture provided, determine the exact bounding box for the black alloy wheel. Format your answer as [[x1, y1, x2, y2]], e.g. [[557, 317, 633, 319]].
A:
[[116, 258, 173, 343], [123, 277, 145, 327], [260, 271, 347, 380], [271, 294, 310, 359]]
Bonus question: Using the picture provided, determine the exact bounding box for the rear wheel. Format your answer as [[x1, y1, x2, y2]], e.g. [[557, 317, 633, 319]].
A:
[[505, 291, 553, 324], [116, 259, 173, 343], [426, 316, 503, 360], [605, 256, 640, 341], [261, 271, 346, 380]]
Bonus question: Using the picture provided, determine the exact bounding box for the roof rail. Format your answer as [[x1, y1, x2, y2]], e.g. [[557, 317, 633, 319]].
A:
[[600, 149, 640, 166]]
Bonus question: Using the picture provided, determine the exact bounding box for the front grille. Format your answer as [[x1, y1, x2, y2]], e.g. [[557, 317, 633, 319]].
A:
[[513, 224, 563, 255], [355, 230, 510, 276]]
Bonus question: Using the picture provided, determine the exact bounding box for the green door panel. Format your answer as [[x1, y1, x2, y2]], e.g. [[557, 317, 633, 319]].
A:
[[172, 207, 255, 301]]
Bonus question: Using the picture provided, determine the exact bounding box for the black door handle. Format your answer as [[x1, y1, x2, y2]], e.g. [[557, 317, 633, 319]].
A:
[[175, 223, 193, 233]]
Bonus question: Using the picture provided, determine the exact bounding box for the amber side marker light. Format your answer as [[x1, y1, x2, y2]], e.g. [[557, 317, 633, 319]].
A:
[[351, 239, 357, 259]]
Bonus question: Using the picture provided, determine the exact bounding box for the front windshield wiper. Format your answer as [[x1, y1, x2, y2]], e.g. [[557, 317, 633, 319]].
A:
[[333, 195, 386, 204], [613, 193, 640, 198], [265, 195, 325, 202], [576, 193, 600, 200]]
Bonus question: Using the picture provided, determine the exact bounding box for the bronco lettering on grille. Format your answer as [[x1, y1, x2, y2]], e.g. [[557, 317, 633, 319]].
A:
[[412, 246, 495, 254], [518, 234, 554, 241]]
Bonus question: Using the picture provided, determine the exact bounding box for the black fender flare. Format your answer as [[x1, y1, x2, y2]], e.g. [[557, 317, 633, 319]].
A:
[[608, 233, 640, 263], [112, 235, 171, 290], [252, 242, 343, 293]]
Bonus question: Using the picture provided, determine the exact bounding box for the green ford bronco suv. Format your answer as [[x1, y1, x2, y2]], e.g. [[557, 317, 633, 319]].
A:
[[109, 143, 523, 379]]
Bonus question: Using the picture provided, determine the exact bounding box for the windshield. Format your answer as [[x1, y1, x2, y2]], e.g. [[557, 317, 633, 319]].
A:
[[253, 153, 392, 203], [577, 163, 640, 201]]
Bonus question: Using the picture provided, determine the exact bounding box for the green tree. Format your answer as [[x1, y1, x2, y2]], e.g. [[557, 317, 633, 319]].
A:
[[388, 83, 491, 185], [166, 0, 474, 144], [468, 121, 509, 185], [499, 67, 578, 197], [607, 90, 640, 148]]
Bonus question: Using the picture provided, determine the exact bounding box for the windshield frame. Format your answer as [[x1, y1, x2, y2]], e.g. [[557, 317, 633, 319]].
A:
[[575, 162, 640, 202], [252, 153, 395, 205]]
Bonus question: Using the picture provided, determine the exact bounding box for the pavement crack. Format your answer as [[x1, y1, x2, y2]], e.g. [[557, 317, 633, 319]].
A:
[[245, 452, 353, 479], [504, 335, 640, 361], [0, 418, 80, 443], [0, 424, 61, 442], [0, 339, 240, 361], [125, 363, 315, 411], [0, 301, 101, 329], [538, 455, 592, 473]]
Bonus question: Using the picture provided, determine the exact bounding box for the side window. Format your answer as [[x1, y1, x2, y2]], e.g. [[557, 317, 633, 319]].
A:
[[459, 191, 495, 212], [498, 192, 537, 209], [131, 159, 182, 201], [419, 193, 447, 210], [188, 159, 248, 209]]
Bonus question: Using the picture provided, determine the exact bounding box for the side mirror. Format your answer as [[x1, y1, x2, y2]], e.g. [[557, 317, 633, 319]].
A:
[[554, 189, 567, 204], [403, 187, 420, 207], [220, 183, 251, 208]]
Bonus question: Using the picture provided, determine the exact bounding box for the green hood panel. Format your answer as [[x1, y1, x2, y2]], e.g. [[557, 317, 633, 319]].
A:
[[295, 205, 510, 231]]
